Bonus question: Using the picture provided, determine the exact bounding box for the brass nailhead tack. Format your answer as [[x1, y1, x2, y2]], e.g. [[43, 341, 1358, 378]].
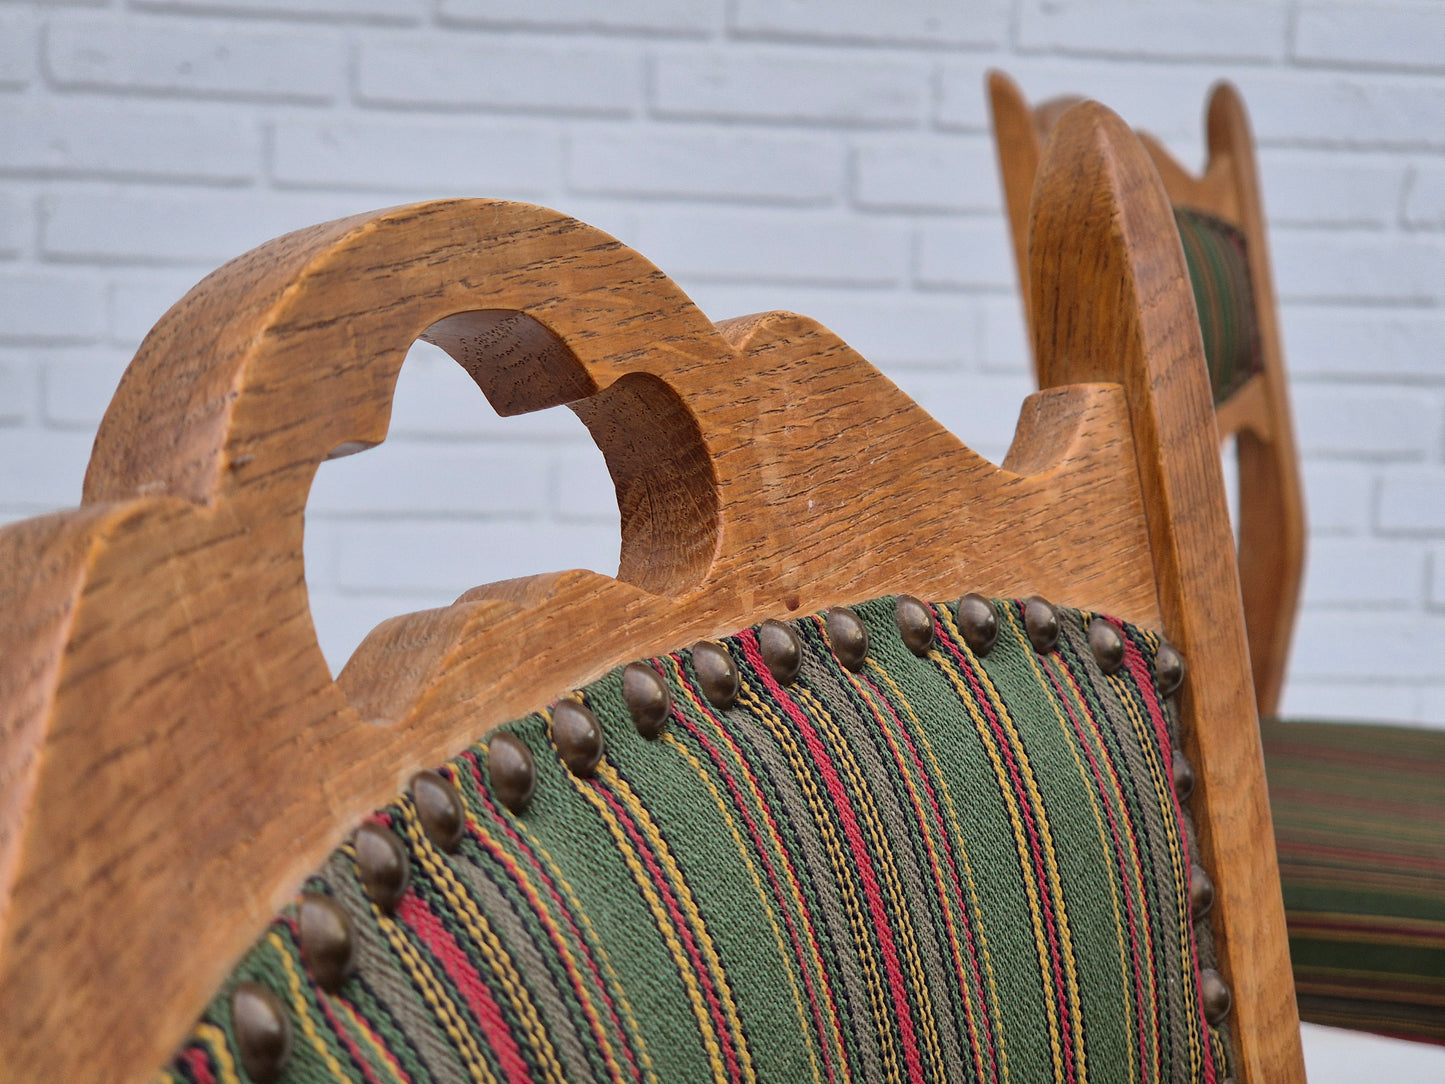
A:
[[1190, 866, 1216, 919], [1024, 596, 1060, 653], [1172, 751, 1196, 802], [957, 594, 998, 656], [299, 893, 355, 993], [1156, 642, 1186, 697], [355, 822, 409, 913], [553, 699, 604, 778], [1200, 968, 1232, 1026], [758, 619, 803, 684], [826, 606, 869, 672], [693, 640, 740, 709], [411, 769, 465, 852], [623, 662, 671, 738], [231, 981, 292, 1084], [1088, 617, 1126, 675], [895, 595, 935, 656], [488, 732, 536, 815]]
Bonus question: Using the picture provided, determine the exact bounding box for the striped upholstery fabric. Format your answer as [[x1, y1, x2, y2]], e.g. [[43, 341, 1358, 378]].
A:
[[1173, 207, 1264, 406], [1262, 718, 1445, 1044], [165, 597, 1233, 1082]]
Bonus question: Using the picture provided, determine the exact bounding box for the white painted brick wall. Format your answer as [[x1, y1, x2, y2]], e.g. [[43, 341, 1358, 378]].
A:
[[4, 3, 1443, 1073]]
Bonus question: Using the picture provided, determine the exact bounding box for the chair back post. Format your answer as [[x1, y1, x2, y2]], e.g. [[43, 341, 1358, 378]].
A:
[[1029, 100, 1304, 1084]]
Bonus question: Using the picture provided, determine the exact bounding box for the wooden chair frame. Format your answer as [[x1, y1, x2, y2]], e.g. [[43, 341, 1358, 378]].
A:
[[990, 72, 1306, 720], [0, 103, 1304, 1082]]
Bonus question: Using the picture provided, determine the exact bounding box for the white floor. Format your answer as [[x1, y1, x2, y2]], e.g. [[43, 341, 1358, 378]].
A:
[[1301, 1023, 1445, 1082]]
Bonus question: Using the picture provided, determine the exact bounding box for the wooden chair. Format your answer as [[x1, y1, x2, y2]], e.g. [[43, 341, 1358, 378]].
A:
[[0, 103, 1304, 1082], [989, 71, 1305, 722], [992, 73, 1445, 1050]]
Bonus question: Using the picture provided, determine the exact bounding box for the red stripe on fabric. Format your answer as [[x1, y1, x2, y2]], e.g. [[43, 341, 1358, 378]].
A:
[[684, 636, 847, 1084], [463, 751, 646, 1084], [182, 1047, 215, 1084], [757, 625, 927, 1084], [1044, 651, 1152, 1081], [936, 618, 1078, 1084], [395, 894, 532, 1084], [1117, 630, 1220, 1084], [317, 992, 397, 1084], [854, 658, 1002, 1084], [590, 781, 748, 1084]]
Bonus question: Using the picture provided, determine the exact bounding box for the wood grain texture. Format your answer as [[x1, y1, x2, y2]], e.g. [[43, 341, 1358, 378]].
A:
[[989, 70, 1306, 719], [0, 119, 1298, 1082], [1030, 100, 1304, 1084]]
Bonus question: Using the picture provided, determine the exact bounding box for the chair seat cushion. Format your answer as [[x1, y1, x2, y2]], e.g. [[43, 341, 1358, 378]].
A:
[[165, 598, 1233, 1082], [1262, 718, 1445, 1045]]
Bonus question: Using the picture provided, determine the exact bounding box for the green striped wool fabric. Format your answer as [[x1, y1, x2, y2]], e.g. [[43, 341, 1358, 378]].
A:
[[1262, 718, 1445, 1045], [165, 597, 1233, 1083], [1173, 207, 1264, 407]]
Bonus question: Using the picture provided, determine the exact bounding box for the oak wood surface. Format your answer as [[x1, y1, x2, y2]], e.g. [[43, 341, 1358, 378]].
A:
[[0, 105, 1301, 1082], [989, 70, 1307, 720]]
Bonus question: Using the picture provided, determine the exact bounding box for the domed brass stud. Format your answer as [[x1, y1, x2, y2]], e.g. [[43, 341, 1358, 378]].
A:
[[1156, 642, 1186, 698], [1172, 750, 1196, 802], [895, 595, 935, 656], [1190, 865, 1216, 919], [411, 769, 465, 852], [1200, 968, 1232, 1025], [1088, 617, 1126, 675], [553, 699, 604, 778], [488, 732, 536, 815], [1024, 596, 1059, 653], [355, 822, 409, 913], [758, 619, 803, 684], [956, 594, 998, 656], [299, 893, 355, 992], [623, 662, 671, 739], [693, 640, 740, 709], [231, 981, 292, 1084], [826, 606, 869, 672]]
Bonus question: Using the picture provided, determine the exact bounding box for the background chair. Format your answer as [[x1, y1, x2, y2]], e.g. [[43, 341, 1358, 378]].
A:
[[990, 72, 1445, 1049], [0, 103, 1304, 1081], [990, 72, 1303, 722]]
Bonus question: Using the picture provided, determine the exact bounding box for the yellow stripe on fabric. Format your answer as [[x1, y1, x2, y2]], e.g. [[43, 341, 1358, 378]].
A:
[[934, 635, 1067, 1082], [336, 998, 411, 1084], [599, 762, 758, 1084], [684, 666, 851, 1080], [509, 823, 660, 1084], [935, 607, 1022, 1083], [868, 656, 999, 1084], [270, 931, 357, 1084], [458, 810, 633, 1084], [1019, 643, 1136, 1084], [399, 809, 568, 1084], [1052, 657, 1161, 1083], [374, 891, 496, 1081], [993, 618, 1086, 1083], [663, 731, 827, 1084], [732, 678, 901, 1082], [1113, 650, 1204, 1077], [192, 1023, 243, 1084], [570, 761, 733, 1084], [812, 671, 951, 1082]]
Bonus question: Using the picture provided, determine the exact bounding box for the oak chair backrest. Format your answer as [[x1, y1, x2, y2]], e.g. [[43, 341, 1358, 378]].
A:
[[0, 102, 1304, 1082], [989, 72, 1306, 720]]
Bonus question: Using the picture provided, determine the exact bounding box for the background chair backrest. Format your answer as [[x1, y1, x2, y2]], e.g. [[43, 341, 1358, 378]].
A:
[[990, 72, 1306, 721], [0, 103, 1303, 1082]]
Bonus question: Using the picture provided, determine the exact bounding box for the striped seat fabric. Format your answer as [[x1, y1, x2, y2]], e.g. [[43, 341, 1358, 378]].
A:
[[1173, 207, 1264, 407], [166, 597, 1233, 1083], [1262, 718, 1445, 1045]]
